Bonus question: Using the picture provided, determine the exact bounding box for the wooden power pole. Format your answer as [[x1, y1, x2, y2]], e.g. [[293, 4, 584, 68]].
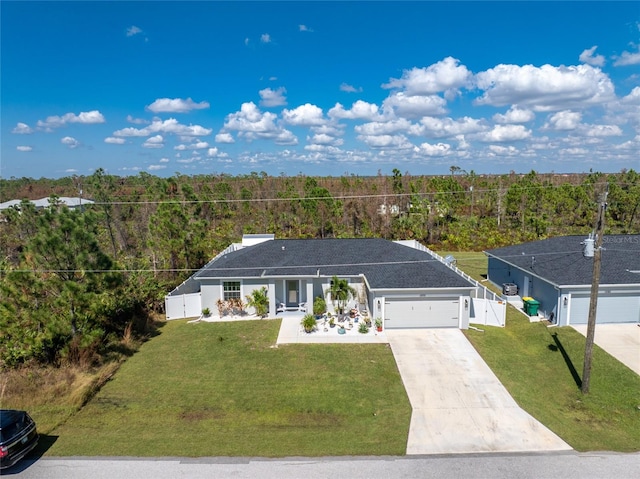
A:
[[581, 190, 608, 394]]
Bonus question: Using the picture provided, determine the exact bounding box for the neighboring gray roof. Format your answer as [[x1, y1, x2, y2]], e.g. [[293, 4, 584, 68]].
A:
[[194, 238, 475, 290], [485, 235, 640, 287], [0, 197, 94, 210], [169, 275, 201, 296]]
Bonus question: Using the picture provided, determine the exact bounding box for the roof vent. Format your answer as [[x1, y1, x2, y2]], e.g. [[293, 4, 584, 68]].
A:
[[282, 246, 285, 251], [443, 254, 456, 266]]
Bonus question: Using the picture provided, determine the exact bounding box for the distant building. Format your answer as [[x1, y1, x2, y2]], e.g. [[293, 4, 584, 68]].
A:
[[0, 197, 94, 211]]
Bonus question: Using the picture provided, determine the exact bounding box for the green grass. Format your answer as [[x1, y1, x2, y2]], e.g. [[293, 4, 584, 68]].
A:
[[464, 311, 640, 451], [47, 319, 411, 457]]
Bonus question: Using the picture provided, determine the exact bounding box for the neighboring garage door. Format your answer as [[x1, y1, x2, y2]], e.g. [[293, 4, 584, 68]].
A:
[[384, 297, 459, 328], [569, 292, 640, 325]]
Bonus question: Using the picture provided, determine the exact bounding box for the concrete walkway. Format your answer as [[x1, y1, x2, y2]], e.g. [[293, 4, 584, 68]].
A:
[[387, 329, 572, 455], [571, 323, 640, 375]]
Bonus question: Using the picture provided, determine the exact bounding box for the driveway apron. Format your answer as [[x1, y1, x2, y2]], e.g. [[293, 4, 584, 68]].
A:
[[571, 324, 640, 375], [387, 329, 572, 455]]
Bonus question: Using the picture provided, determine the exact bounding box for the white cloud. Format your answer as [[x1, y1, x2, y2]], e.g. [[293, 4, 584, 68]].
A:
[[339, 83, 362, 93], [174, 141, 209, 150], [561, 147, 589, 155], [488, 145, 519, 156], [215, 132, 235, 143], [148, 164, 167, 171], [104, 137, 126, 144], [584, 124, 623, 137], [328, 100, 380, 120], [261, 33, 271, 43], [142, 135, 164, 148], [357, 134, 413, 149], [382, 57, 472, 95], [479, 124, 531, 142], [622, 87, 640, 104], [273, 130, 298, 145], [299, 24, 313, 32], [16, 145, 32, 152], [37, 110, 105, 130], [146, 97, 210, 113], [244, 37, 249, 46], [613, 45, 640, 66], [307, 133, 343, 147], [259, 87, 287, 107], [113, 118, 212, 137], [544, 110, 582, 130], [579, 46, 605, 67], [281, 103, 326, 126], [126, 115, 148, 124], [61, 136, 80, 148], [492, 106, 535, 124], [382, 92, 447, 119], [126, 25, 142, 37], [12, 122, 33, 134], [415, 142, 451, 156], [355, 118, 412, 136], [411, 116, 486, 138], [223, 102, 297, 144], [159, 158, 170, 163], [475, 64, 615, 111], [310, 124, 344, 137]]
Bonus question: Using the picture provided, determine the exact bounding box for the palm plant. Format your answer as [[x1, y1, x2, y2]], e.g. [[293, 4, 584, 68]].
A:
[[324, 276, 357, 316], [245, 287, 269, 318]]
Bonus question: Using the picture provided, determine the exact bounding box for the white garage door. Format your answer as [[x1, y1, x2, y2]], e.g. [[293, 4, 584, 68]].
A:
[[570, 293, 640, 325], [384, 297, 459, 329]]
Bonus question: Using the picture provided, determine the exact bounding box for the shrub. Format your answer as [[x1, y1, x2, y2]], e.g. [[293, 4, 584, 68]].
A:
[[313, 296, 327, 316], [301, 314, 317, 333]]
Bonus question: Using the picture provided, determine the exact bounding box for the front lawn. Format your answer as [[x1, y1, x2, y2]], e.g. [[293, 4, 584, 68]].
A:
[[47, 319, 411, 457]]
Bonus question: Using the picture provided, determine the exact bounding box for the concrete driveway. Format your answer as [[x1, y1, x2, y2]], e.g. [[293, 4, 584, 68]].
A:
[[571, 323, 640, 375], [387, 329, 571, 455]]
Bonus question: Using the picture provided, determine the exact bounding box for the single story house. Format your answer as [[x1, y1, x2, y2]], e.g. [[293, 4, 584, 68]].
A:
[[167, 235, 479, 329], [485, 235, 640, 326]]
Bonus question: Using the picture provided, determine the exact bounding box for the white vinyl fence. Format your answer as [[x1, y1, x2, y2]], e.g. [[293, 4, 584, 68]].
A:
[[165, 292, 201, 320], [470, 297, 506, 327]]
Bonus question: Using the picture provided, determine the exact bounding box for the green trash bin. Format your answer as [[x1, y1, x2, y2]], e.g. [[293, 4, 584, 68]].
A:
[[527, 299, 540, 316]]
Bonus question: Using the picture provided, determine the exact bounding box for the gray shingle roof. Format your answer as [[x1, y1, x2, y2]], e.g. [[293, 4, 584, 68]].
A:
[[485, 235, 640, 286], [195, 238, 474, 289]]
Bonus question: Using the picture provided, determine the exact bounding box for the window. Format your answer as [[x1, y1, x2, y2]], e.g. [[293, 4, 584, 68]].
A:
[[223, 281, 241, 300]]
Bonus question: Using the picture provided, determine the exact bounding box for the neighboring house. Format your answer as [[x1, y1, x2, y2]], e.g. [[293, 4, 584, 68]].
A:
[[485, 235, 640, 326], [166, 235, 480, 329], [0, 197, 94, 210]]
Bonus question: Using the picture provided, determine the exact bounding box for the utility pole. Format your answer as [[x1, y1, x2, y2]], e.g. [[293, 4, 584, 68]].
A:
[[581, 189, 608, 394]]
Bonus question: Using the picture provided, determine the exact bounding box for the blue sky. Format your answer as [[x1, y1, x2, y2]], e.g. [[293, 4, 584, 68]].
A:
[[2, 1, 639, 179]]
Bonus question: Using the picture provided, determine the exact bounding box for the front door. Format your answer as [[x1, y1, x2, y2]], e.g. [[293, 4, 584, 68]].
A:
[[286, 280, 299, 307]]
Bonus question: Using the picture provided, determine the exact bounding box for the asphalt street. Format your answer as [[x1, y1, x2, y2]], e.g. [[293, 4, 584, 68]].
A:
[[5, 453, 640, 479]]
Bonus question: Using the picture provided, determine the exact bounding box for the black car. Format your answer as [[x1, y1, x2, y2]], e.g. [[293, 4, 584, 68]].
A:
[[0, 410, 39, 469]]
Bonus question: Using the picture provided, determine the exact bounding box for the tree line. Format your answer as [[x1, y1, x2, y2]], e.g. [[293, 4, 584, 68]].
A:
[[1, 168, 638, 368]]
